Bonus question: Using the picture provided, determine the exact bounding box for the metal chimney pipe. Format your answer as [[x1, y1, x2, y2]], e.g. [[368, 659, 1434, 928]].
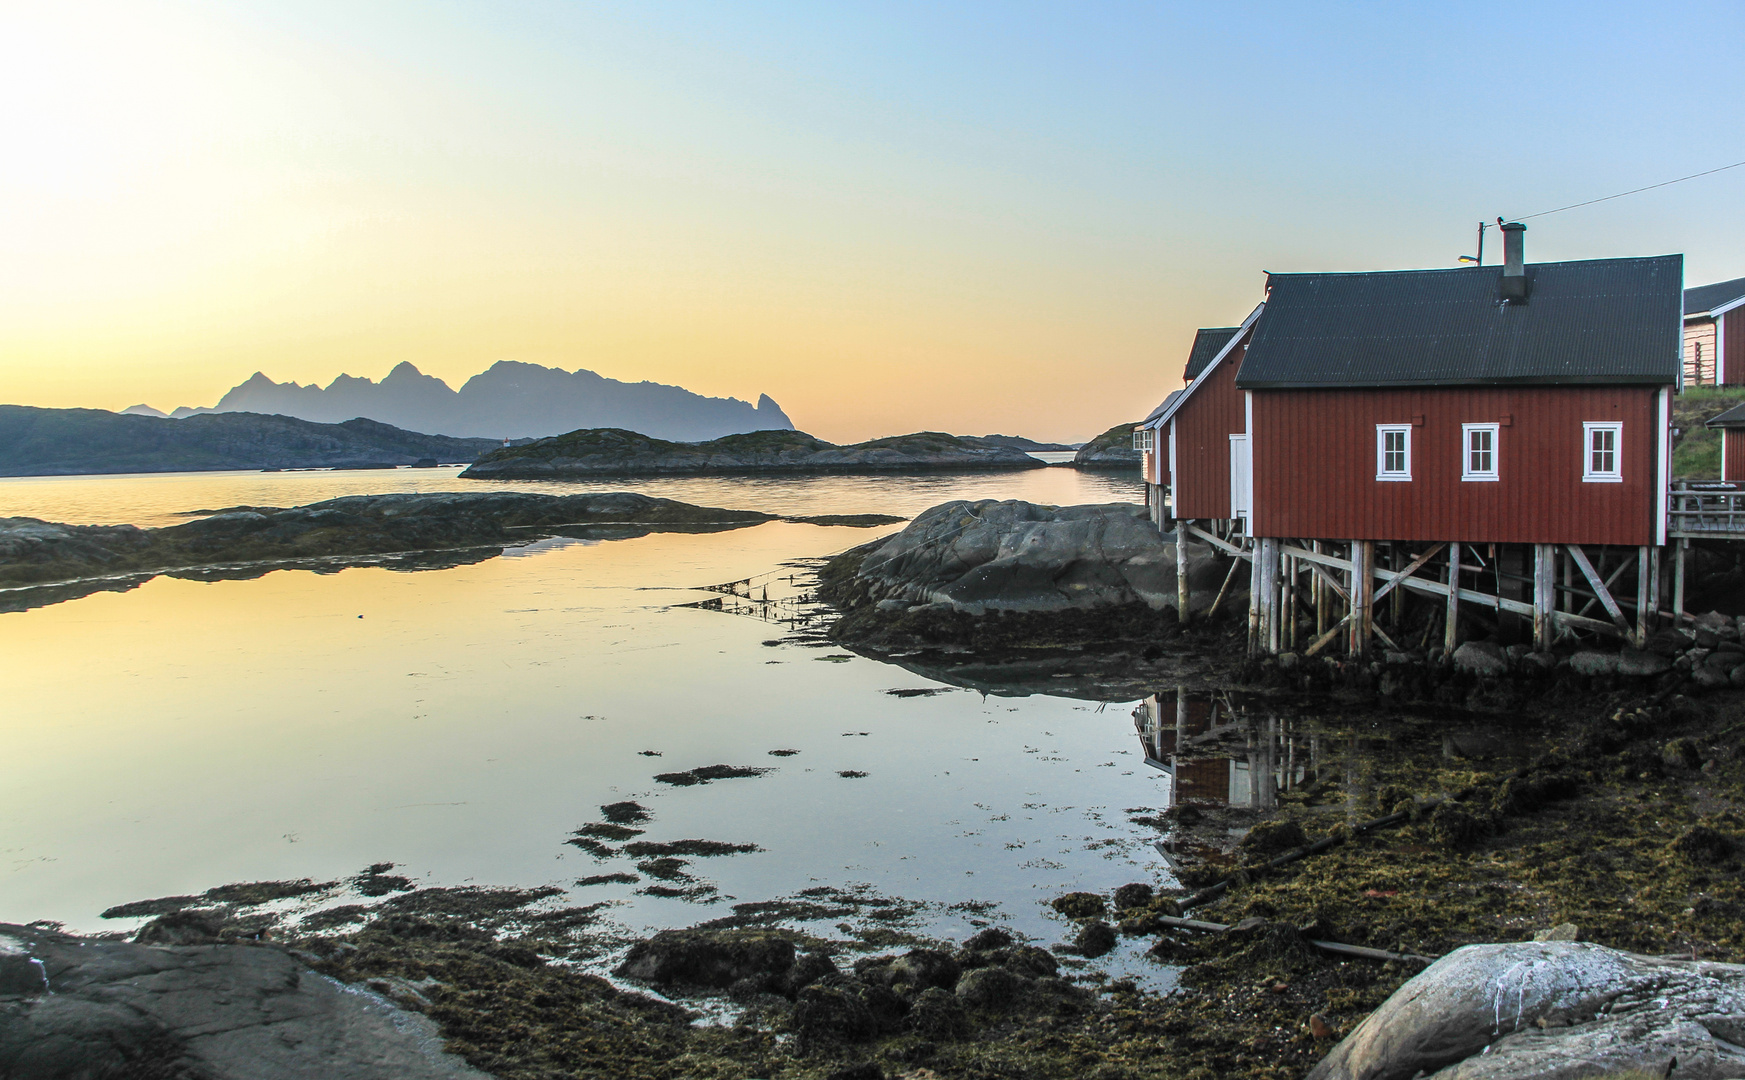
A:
[[1501, 222, 1526, 276], [1499, 222, 1528, 301]]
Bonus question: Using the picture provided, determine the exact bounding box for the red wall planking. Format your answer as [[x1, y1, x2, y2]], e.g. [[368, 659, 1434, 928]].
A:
[[1725, 429, 1745, 484], [1728, 309, 1745, 386], [1171, 341, 1247, 520], [1249, 385, 1662, 546]]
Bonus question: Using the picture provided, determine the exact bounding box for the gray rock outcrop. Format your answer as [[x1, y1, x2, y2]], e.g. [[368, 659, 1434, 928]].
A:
[[0, 922, 487, 1079], [831, 500, 1231, 615], [1308, 940, 1745, 1080], [1071, 422, 1142, 468]]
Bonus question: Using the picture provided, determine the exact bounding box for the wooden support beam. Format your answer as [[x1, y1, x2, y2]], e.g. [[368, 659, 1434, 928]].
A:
[[1567, 544, 1632, 638], [1185, 523, 1250, 560], [1305, 614, 1351, 657], [1445, 541, 1461, 655], [1533, 543, 1554, 652], [1348, 540, 1374, 659], [1175, 519, 1190, 625], [1205, 554, 1242, 618], [1373, 542, 1448, 603], [1576, 552, 1631, 619], [1675, 537, 1687, 622], [1635, 546, 1651, 647], [1247, 539, 1263, 656], [1313, 540, 1329, 639]]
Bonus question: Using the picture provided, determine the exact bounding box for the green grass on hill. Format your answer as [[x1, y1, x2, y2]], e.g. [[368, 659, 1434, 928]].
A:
[[1673, 387, 1745, 480]]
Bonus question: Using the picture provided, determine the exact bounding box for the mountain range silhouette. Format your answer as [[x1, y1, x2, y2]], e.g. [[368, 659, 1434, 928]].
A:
[[128, 361, 794, 441]]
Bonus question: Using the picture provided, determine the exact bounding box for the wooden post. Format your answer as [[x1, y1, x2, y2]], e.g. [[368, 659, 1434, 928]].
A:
[[1560, 545, 1572, 612], [1313, 540, 1328, 638], [1444, 541, 1461, 656], [1533, 543, 1554, 652], [1390, 543, 1406, 627], [1635, 546, 1650, 647], [1348, 540, 1374, 658], [1176, 520, 1191, 625], [1254, 538, 1280, 656], [1247, 538, 1264, 656], [1647, 545, 1662, 632], [1674, 537, 1687, 623]]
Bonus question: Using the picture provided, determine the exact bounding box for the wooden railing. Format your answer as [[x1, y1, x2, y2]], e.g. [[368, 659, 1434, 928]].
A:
[[1668, 481, 1745, 537]]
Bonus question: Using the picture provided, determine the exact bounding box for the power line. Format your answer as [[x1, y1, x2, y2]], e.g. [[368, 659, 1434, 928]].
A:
[[1514, 157, 1745, 221]]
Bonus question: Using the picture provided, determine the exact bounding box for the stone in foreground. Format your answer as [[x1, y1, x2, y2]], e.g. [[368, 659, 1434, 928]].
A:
[[1308, 940, 1745, 1080], [0, 923, 486, 1080]]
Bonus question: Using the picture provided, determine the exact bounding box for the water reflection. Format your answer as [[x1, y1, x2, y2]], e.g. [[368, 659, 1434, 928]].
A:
[[1132, 689, 1323, 811]]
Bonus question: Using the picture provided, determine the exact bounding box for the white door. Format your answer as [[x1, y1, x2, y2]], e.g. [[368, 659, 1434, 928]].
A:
[[1229, 434, 1252, 527]]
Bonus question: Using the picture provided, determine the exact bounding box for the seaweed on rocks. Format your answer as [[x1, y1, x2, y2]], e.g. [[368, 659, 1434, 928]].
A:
[[654, 764, 774, 786], [621, 839, 761, 857], [600, 801, 652, 824]]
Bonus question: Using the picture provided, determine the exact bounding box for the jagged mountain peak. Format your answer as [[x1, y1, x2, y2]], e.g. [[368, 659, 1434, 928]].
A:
[[196, 360, 795, 441]]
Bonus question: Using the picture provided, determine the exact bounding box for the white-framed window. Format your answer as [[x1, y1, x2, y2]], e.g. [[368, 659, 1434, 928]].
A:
[[1376, 424, 1412, 481], [1461, 423, 1499, 481], [1583, 422, 1622, 482], [1132, 427, 1154, 451]]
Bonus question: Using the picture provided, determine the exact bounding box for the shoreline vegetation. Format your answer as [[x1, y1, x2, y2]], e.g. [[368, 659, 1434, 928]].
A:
[[0, 492, 902, 612]]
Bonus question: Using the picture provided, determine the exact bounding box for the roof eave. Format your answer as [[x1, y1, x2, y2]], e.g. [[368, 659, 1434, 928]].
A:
[[1235, 375, 1677, 390]]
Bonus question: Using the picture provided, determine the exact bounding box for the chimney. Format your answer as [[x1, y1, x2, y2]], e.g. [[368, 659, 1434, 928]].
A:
[[1499, 221, 1528, 302]]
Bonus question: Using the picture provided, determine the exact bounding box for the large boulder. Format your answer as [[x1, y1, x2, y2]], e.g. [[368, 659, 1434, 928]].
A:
[[836, 500, 1230, 614], [1308, 940, 1745, 1080], [0, 923, 485, 1080], [613, 929, 796, 990]]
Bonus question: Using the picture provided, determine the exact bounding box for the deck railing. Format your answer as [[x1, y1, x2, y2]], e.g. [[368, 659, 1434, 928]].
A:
[[1668, 481, 1745, 537]]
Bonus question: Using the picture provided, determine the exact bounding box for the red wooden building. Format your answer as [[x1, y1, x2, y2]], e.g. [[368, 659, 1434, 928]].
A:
[[1139, 225, 1684, 656]]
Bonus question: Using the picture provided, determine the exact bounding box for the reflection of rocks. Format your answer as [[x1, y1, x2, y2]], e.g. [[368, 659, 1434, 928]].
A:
[[0, 492, 780, 608], [1309, 940, 1745, 1080], [0, 922, 487, 1079]]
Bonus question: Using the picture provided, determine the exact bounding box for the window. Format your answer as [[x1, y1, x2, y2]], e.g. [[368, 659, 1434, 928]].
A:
[[1376, 424, 1412, 481], [1132, 428, 1154, 451], [1583, 422, 1622, 482], [1461, 423, 1499, 481]]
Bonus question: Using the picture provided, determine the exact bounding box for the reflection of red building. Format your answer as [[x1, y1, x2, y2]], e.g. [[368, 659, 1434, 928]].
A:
[[1133, 689, 1317, 809]]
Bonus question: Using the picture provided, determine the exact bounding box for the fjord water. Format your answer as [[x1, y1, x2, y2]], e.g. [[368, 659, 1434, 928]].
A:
[[1, 465, 1178, 967]]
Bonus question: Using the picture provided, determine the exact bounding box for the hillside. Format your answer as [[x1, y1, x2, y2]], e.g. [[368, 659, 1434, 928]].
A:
[[175, 361, 796, 441], [460, 428, 1045, 478], [1072, 422, 1142, 468], [0, 406, 502, 477]]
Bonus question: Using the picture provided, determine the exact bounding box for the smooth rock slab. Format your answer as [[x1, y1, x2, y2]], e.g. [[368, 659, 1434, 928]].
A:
[[0, 923, 487, 1080], [1617, 647, 1673, 678], [1307, 940, 1745, 1080], [1568, 650, 1621, 676]]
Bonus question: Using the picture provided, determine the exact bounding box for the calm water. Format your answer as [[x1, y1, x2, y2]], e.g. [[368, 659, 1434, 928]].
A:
[[0, 464, 1211, 982]]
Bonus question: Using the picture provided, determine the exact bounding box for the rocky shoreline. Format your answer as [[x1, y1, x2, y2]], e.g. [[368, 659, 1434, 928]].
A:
[[460, 429, 1047, 479], [0, 492, 901, 612]]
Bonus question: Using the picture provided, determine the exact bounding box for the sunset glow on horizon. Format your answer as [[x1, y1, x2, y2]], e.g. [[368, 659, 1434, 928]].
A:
[[5, 1, 1745, 443]]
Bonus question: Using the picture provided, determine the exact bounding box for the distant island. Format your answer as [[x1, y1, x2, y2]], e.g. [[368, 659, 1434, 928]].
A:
[[129, 360, 795, 442], [1072, 421, 1142, 467], [460, 428, 1047, 478], [0, 406, 502, 477]]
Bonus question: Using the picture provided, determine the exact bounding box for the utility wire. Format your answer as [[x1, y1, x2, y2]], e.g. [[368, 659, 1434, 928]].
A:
[[1514, 157, 1745, 221]]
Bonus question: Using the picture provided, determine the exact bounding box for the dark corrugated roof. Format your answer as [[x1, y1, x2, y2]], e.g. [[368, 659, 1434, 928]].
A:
[[1143, 389, 1183, 423], [1707, 402, 1745, 428], [1685, 275, 1745, 317], [1182, 327, 1241, 382], [1235, 256, 1682, 389]]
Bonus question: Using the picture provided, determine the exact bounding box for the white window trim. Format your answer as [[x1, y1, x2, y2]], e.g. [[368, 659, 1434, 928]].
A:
[[1582, 421, 1623, 483], [1461, 423, 1500, 482], [1375, 424, 1412, 481]]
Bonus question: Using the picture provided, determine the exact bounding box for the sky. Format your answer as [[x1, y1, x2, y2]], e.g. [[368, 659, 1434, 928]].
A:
[[4, 2, 1745, 444]]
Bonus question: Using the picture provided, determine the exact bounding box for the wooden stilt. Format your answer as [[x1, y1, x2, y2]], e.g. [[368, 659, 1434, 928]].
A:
[[1176, 519, 1191, 625], [1255, 538, 1280, 656], [1444, 541, 1461, 656], [1247, 538, 1264, 656], [1314, 540, 1328, 638], [1674, 538, 1687, 623], [1348, 540, 1374, 659], [1390, 544, 1406, 627], [1567, 544, 1632, 638], [1533, 543, 1554, 652], [1560, 546, 1572, 612], [1647, 545, 1662, 631], [1635, 546, 1651, 647]]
